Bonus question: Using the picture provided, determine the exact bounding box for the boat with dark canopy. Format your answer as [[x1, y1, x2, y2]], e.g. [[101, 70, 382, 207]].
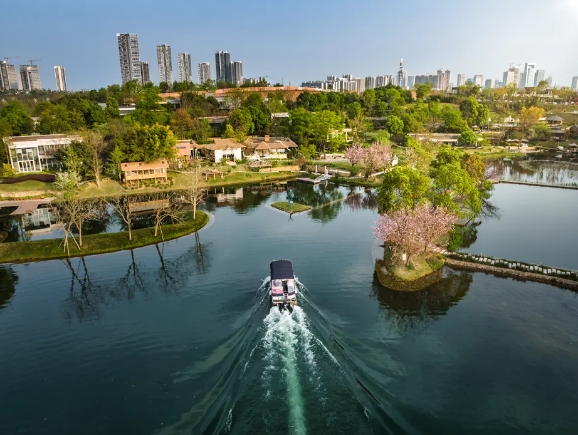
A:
[[270, 260, 297, 308]]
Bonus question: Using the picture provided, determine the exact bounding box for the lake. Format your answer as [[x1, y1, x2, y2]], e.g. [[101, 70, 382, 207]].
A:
[[1, 181, 578, 435]]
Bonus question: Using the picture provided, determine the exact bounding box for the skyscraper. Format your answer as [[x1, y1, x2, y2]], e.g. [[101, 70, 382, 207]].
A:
[[177, 53, 192, 83], [473, 75, 484, 87], [198, 62, 211, 84], [444, 70, 451, 91], [157, 44, 173, 85], [523, 63, 536, 88], [117, 33, 142, 84], [484, 79, 494, 89], [19, 64, 41, 91], [215, 51, 231, 83], [140, 61, 151, 84], [0, 61, 20, 90], [407, 76, 415, 89], [231, 61, 243, 86], [54, 66, 67, 92], [572, 76, 578, 91], [457, 74, 466, 87], [503, 66, 520, 87], [534, 70, 545, 87], [397, 59, 406, 88]]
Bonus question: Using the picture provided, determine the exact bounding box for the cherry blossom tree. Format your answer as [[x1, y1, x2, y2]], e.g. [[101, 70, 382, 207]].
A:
[[373, 204, 457, 265], [344, 144, 364, 166], [363, 142, 393, 177]]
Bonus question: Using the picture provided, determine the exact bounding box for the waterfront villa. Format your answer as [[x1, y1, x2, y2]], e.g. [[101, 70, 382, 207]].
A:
[[243, 136, 297, 160], [121, 159, 169, 186], [546, 115, 564, 126], [3, 134, 82, 173], [408, 133, 460, 145], [192, 138, 245, 163]]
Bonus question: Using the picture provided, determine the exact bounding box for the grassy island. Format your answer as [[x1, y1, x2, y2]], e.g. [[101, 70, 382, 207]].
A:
[[271, 201, 311, 213], [0, 211, 209, 264], [375, 254, 445, 291]]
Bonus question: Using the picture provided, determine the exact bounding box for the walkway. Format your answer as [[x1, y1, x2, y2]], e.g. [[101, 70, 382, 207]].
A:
[[0, 198, 55, 215], [498, 180, 578, 190]]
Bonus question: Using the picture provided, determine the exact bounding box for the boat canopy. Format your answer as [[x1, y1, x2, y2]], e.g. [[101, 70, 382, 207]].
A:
[[270, 260, 294, 280]]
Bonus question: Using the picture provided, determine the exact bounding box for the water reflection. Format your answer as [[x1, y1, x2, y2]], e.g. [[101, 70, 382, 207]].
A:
[[344, 189, 378, 212], [500, 156, 578, 185], [372, 268, 473, 333], [60, 232, 211, 322], [0, 266, 18, 309]]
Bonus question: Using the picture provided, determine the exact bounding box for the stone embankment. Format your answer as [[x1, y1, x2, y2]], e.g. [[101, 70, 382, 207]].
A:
[[499, 180, 578, 190], [441, 250, 578, 290]]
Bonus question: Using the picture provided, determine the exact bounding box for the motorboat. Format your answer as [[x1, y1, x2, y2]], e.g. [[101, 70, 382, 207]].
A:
[[270, 260, 297, 308]]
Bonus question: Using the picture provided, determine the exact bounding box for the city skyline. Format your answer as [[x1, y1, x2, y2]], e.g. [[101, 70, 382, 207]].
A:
[[2, 0, 578, 91]]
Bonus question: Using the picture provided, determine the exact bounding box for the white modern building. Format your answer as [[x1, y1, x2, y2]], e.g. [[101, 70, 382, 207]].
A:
[[197, 62, 211, 83], [457, 74, 466, 87], [20, 64, 42, 91], [230, 61, 243, 86], [54, 66, 67, 92], [157, 44, 173, 85], [503, 66, 520, 87], [473, 75, 484, 87], [523, 63, 536, 88], [177, 52, 192, 83], [571, 76, 578, 91], [534, 69, 546, 87], [0, 61, 20, 90], [215, 51, 231, 83], [117, 33, 142, 84], [4, 134, 82, 173]]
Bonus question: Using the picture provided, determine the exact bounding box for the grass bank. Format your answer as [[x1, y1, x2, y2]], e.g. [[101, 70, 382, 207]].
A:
[[271, 201, 311, 213], [0, 211, 209, 264], [374, 254, 445, 291]]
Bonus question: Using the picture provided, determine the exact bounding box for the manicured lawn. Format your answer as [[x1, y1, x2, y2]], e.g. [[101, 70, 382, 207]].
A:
[[0, 211, 209, 264], [0, 180, 56, 194], [271, 201, 311, 213]]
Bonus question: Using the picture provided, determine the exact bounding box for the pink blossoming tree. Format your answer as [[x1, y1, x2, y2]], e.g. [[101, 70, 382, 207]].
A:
[[373, 204, 457, 266], [363, 142, 393, 177], [344, 144, 364, 166]]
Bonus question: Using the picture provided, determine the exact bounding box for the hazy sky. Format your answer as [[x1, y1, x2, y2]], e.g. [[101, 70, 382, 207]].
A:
[[3, 0, 578, 90]]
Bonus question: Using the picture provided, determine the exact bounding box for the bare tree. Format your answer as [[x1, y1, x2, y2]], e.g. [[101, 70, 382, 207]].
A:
[[51, 199, 81, 256], [145, 191, 183, 239], [83, 130, 107, 187], [107, 195, 137, 241], [183, 161, 206, 219]]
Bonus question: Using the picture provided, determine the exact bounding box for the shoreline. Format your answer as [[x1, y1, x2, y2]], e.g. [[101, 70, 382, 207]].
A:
[[0, 211, 209, 265]]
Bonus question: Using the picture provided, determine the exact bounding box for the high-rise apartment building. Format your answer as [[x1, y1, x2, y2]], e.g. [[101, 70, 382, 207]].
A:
[[473, 75, 484, 87], [0, 61, 20, 90], [407, 76, 415, 89], [572, 76, 578, 91], [534, 70, 545, 86], [457, 74, 466, 87], [546, 76, 553, 87], [397, 59, 406, 88], [54, 66, 67, 92], [444, 70, 451, 91], [19, 64, 42, 91], [140, 61, 151, 84], [117, 33, 142, 84], [523, 63, 536, 88], [215, 51, 231, 83], [177, 53, 192, 83], [231, 61, 243, 86], [198, 62, 211, 83], [503, 66, 520, 87], [484, 79, 494, 89], [157, 44, 173, 85]]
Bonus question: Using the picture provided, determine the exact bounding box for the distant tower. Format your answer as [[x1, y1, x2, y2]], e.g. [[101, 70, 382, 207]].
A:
[[19, 64, 42, 91], [157, 44, 173, 85], [140, 61, 151, 84], [117, 33, 142, 84], [177, 52, 192, 83], [54, 66, 67, 92], [197, 62, 211, 84], [215, 51, 231, 83], [397, 59, 406, 89]]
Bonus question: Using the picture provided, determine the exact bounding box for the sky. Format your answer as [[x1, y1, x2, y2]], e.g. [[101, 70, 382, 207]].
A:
[[2, 0, 578, 91]]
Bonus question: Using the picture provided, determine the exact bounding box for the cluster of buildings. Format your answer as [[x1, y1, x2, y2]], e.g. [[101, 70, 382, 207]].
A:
[[116, 33, 244, 87], [0, 60, 67, 92], [302, 60, 565, 94]]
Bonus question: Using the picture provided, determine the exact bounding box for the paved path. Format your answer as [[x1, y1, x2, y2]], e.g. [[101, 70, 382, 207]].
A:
[[498, 180, 578, 190], [0, 198, 55, 215]]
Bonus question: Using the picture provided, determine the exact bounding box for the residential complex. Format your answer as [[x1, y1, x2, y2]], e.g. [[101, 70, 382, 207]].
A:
[[534, 69, 545, 86], [177, 53, 192, 83], [473, 75, 484, 87], [215, 51, 231, 83], [157, 44, 173, 85], [54, 66, 67, 92], [457, 74, 466, 87], [19, 64, 41, 91], [117, 33, 142, 84], [198, 62, 211, 83], [231, 61, 243, 86], [140, 61, 151, 84], [0, 60, 19, 90]]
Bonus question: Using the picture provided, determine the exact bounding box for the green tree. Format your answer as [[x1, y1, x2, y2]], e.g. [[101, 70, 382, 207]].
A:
[[121, 124, 176, 162], [170, 108, 194, 139], [377, 166, 431, 213], [415, 83, 433, 99], [458, 129, 479, 147], [228, 108, 254, 140], [310, 110, 343, 157], [0, 102, 34, 135], [0, 118, 13, 164], [440, 106, 468, 133], [105, 96, 120, 119], [385, 115, 404, 139]]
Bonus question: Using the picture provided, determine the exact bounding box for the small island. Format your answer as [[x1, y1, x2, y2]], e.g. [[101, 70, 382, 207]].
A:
[[271, 201, 311, 213]]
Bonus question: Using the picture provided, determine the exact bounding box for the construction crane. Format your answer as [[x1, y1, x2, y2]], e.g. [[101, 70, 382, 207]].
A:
[[28, 59, 42, 66], [2, 56, 19, 63], [266, 75, 284, 86]]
